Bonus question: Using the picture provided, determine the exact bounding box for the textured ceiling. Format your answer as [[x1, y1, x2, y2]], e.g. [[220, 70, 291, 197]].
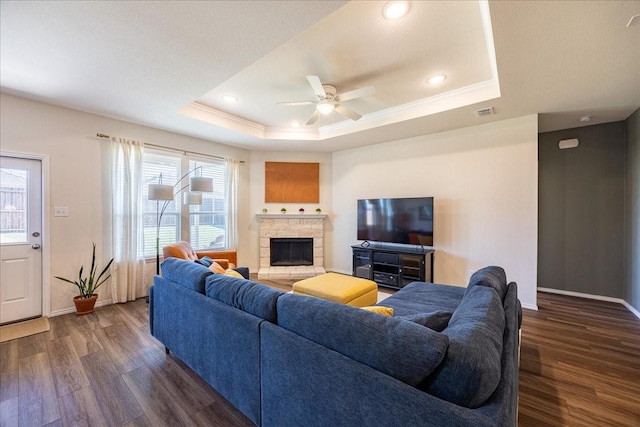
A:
[[1, 0, 639, 152]]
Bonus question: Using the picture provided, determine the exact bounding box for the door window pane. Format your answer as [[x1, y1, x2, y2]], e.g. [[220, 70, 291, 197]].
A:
[[0, 168, 28, 244]]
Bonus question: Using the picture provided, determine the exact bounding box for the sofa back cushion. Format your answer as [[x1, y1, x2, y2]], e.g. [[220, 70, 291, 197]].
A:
[[277, 293, 449, 387], [160, 257, 212, 294], [421, 285, 505, 408], [465, 266, 508, 301], [205, 274, 283, 323]]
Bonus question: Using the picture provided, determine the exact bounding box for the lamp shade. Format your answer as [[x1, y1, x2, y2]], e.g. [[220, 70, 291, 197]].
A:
[[183, 191, 203, 205], [148, 184, 174, 201], [316, 100, 335, 115], [190, 176, 213, 192]]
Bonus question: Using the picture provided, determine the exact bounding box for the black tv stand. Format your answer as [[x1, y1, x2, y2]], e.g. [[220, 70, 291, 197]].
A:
[[352, 243, 434, 290]]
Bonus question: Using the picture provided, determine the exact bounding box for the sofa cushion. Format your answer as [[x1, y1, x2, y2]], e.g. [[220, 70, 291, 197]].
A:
[[399, 310, 452, 332], [277, 293, 449, 387], [205, 274, 283, 323], [381, 282, 465, 316], [160, 257, 212, 294], [466, 266, 508, 301], [421, 285, 505, 408]]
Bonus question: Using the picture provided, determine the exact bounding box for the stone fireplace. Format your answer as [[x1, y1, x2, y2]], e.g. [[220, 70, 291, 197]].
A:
[[257, 214, 327, 280]]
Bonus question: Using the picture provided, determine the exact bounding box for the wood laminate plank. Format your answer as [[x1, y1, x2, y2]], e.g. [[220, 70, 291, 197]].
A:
[[0, 339, 19, 402], [191, 401, 254, 427], [46, 335, 90, 398], [0, 396, 19, 426], [80, 350, 143, 426], [65, 314, 104, 357], [138, 347, 214, 415], [18, 351, 61, 425], [122, 365, 197, 427], [18, 332, 46, 359], [92, 327, 141, 375], [58, 386, 107, 427]]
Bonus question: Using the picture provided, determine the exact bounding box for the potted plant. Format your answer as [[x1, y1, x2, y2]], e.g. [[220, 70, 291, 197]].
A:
[[262, 208, 268, 213], [280, 207, 287, 213], [315, 208, 322, 213], [55, 243, 114, 315]]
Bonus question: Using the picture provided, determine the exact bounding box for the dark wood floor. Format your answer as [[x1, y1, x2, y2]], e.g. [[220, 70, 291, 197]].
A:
[[1, 282, 639, 426]]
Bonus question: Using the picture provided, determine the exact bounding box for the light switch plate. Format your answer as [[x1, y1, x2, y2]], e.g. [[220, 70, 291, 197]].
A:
[[54, 206, 69, 217]]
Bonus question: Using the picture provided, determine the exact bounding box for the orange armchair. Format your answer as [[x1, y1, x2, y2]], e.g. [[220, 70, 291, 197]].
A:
[[162, 241, 237, 269]]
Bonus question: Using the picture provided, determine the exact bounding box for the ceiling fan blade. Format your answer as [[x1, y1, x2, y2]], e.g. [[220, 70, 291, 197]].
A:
[[306, 75, 326, 98], [306, 110, 320, 126], [277, 101, 315, 106], [335, 104, 362, 121], [336, 85, 375, 102]]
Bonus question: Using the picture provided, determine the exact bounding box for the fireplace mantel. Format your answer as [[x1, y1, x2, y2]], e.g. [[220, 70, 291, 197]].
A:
[[256, 213, 327, 219]]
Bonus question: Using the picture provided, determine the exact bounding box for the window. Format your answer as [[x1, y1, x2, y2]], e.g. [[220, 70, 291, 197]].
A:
[[189, 159, 227, 250], [140, 151, 229, 257]]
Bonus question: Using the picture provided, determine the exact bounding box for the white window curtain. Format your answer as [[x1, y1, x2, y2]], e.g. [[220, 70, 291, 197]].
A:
[[111, 138, 146, 303], [225, 158, 240, 249]]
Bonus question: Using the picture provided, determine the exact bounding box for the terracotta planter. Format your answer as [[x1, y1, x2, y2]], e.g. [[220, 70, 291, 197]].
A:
[[73, 294, 98, 315]]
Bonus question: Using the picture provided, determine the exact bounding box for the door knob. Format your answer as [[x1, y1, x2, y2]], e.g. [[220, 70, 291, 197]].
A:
[[32, 244, 41, 249]]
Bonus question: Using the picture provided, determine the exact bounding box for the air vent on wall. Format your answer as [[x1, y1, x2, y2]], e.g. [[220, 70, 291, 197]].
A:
[[474, 107, 494, 118]]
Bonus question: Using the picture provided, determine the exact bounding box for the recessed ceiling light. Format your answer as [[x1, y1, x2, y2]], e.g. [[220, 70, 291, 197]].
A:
[[579, 115, 591, 122], [427, 74, 447, 85], [383, 1, 410, 20], [222, 95, 238, 103], [290, 121, 301, 128]]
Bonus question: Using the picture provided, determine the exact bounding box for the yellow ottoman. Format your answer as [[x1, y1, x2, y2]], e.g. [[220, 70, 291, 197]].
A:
[[292, 273, 378, 307]]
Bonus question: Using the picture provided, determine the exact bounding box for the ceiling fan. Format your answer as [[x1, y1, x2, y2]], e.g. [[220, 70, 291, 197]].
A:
[[278, 75, 375, 125]]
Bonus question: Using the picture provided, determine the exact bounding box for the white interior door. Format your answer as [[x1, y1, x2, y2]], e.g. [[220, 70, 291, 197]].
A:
[[0, 156, 43, 324]]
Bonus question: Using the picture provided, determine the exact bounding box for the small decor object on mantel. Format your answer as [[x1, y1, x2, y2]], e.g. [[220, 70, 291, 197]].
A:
[[262, 208, 268, 213], [315, 208, 322, 213], [299, 208, 305, 213], [55, 243, 114, 315], [281, 207, 287, 213]]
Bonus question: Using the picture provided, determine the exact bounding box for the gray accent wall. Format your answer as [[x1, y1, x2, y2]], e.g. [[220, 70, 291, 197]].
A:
[[626, 108, 640, 313], [538, 122, 626, 297]]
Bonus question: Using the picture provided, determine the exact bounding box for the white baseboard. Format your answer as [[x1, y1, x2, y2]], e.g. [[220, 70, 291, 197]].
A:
[[49, 299, 113, 317], [520, 302, 538, 311], [538, 287, 640, 320]]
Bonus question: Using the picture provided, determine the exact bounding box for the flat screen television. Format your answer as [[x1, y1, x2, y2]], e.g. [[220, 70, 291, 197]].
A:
[[357, 197, 434, 246]]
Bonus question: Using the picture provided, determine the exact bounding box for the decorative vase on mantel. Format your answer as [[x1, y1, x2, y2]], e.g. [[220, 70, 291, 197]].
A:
[[73, 294, 98, 315]]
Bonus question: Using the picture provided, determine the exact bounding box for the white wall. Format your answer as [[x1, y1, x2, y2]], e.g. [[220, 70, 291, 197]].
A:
[[247, 151, 333, 271], [0, 93, 250, 315], [331, 115, 539, 309]]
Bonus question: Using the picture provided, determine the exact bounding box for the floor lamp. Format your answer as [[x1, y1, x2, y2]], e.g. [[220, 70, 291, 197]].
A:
[[148, 168, 213, 275]]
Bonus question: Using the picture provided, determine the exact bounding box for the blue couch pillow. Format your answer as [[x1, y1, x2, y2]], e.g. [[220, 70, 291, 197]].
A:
[[421, 285, 505, 408], [160, 257, 212, 294], [194, 256, 213, 267], [205, 274, 283, 323], [277, 293, 449, 387], [398, 310, 452, 332], [466, 266, 508, 301]]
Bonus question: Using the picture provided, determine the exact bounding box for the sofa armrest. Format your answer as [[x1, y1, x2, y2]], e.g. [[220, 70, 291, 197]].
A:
[[196, 250, 237, 266]]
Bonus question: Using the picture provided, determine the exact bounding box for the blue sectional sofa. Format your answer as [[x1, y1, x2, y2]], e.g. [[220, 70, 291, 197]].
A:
[[150, 258, 521, 427]]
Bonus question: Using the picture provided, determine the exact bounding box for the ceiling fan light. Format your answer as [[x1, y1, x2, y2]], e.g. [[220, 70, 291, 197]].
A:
[[316, 101, 335, 115], [383, 1, 410, 20]]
